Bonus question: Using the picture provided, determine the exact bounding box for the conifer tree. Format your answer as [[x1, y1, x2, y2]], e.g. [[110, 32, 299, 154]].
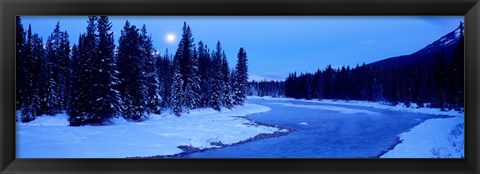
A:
[[233, 47, 248, 105], [209, 41, 224, 111], [140, 25, 162, 114], [185, 47, 201, 110], [69, 16, 98, 125], [89, 16, 122, 123], [221, 51, 233, 109], [171, 55, 184, 116], [21, 27, 44, 122], [117, 21, 148, 121]]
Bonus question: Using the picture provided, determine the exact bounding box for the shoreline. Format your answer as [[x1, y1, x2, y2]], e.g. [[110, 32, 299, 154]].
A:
[[134, 118, 294, 158], [248, 96, 464, 117]]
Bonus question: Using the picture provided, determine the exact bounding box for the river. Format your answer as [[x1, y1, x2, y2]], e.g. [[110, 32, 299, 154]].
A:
[[182, 98, 446, 158]]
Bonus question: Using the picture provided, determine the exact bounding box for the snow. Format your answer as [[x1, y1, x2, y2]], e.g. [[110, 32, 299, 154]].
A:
[[17, 103, 286, 158], [380, 115, 464, 158], [248, 96, 463, 117]]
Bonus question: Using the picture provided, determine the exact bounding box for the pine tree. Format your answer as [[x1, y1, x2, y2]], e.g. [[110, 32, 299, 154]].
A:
[[69, 17, 98, 125], [117, 21, 148, 121], [221, 51, 233, 109], [21, 28, 44, 122], [197, 41, 211, 107], [140, 25, 162, 114], [185, 47, 201, 110], [157, 49, 172, 108], [88, 16, 122, 123], [68, 43, 81, 118], [43, 22, 64, 114], [171, 56, 184, 116], [58, 31, 71, 110], [209, 41, 223, 111], [175, 22, 201, 110], [233, 47, 248, 105]]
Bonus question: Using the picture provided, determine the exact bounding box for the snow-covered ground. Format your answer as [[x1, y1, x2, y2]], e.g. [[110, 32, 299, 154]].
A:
[[380, 115, 464, 158], [250, 96, 464, 158], [17, 103, 287, 158]]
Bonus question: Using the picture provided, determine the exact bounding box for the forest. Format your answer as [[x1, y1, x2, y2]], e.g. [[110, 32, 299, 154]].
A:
[[16, 16, 249, 126], [249, 23, 464, 110]]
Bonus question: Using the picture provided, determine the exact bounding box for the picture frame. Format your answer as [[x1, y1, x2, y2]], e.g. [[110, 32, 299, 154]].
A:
[[1, 0, 479, 173]]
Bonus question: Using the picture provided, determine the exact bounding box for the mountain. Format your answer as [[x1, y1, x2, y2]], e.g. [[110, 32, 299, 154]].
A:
[[367, 22, 464, 69]]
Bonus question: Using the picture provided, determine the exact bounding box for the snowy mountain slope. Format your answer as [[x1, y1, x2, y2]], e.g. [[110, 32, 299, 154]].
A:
[[367, 22, 464, 69]]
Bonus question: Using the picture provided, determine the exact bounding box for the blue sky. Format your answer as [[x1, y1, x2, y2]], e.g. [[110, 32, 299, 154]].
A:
[[21, 16, 463, 81]]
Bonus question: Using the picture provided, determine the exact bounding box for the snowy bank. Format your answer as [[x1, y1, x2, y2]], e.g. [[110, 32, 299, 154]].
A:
[[249, 96, 464, 158], [248, 96, 463, 117], [380, 115, 464, 158], [17, 103, 288, 158]]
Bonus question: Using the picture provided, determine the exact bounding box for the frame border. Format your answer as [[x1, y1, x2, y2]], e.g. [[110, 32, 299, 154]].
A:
[[1, 0, 479, 173]]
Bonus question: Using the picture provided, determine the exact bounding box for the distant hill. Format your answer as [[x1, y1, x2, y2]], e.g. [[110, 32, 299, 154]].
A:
[[367, 22, 464, 69]]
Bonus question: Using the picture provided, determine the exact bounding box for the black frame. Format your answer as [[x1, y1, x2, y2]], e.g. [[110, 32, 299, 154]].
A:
[[1, 0, 479, 173]]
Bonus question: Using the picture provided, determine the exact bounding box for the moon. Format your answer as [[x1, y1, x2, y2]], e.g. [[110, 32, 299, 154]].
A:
[[166, 33, 175, 43]]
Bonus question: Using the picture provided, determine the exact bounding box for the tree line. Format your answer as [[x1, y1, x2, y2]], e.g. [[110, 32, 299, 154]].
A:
[[283, 30, 464, 110], [16, 16, 249, 126], [247, 80, 284, 97]]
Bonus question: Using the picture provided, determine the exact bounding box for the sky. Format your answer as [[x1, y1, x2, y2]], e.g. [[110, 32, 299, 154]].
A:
[[21, 16, 463, 81]]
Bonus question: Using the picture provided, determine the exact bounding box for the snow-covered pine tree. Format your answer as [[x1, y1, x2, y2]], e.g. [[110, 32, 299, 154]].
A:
[[21, 28, 44, 122], [157, 49, 173, 108], [208, 41, 224, 111], [68, 17, 98, 125], [43, 22, 64, 115], [58, 31, 71, 110], [185, 46, 201, 110], [140, 25, 162, 114], [87, 16, 122, 124], [171, 55, 184, 116], [67, 43, 81, 118], [197, 41, 211, 107], [117, 21, 148, 121], [175, 22, 201, 110], [233, 47, 248, 105], [221, 51, 233, 109]]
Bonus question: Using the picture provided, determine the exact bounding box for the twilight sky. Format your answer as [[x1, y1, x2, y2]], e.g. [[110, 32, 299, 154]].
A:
[[21, 16, 463, 81]]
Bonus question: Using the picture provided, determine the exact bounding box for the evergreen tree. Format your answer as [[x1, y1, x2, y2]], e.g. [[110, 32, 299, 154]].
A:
[[68, 43, 82, 118], [208, 41, 223, 111], [197, 41, 211, 107], [175, 22, 201, 110], [43, 22, 63, 114], [171, 56, 184, 116], [117, 21, 148, 121], [88, 16, 122, 123], [69, 17, 98, 125], [221, 51, 233, 109], [157, 49, 172, 108], [21, 28, 44, 122], [140, 25, 162, 114], [233, 47, 248, 105], [58, 31, 71, 110], [185, 47, 201, 110]]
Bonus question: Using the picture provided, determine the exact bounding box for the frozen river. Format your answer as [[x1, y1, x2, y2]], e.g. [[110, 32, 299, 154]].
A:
[[182, 98, 446, 158]]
